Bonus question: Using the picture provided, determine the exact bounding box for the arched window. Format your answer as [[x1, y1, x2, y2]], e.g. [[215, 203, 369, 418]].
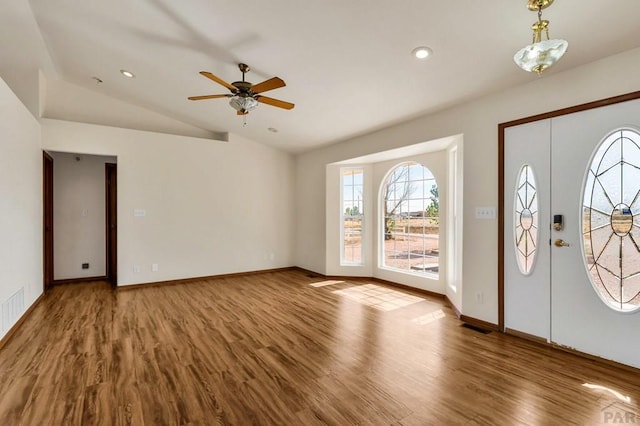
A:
[[382, 162, 439, 276], [583, 128, 640, 312]]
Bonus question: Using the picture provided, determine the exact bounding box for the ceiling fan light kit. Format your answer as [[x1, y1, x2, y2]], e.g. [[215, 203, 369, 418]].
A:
[[229, 96, 258, 113], [513, 0, 568, 74], [188, 63, 294, 117]]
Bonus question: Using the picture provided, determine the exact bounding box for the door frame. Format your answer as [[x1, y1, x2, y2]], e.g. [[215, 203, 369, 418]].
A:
[[105, 163, 117, 286], [42, 154, 118, 288], [43, 151, 54, 291], [498, 90, 640, 332]]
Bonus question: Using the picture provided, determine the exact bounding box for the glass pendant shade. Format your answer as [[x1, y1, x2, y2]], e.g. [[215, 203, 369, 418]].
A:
[[229, 96, 258, 112], [514, 39, 568, 74]]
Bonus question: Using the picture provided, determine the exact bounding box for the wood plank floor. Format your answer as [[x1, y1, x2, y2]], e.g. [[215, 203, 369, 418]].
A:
[[1, 269, 639, 425]]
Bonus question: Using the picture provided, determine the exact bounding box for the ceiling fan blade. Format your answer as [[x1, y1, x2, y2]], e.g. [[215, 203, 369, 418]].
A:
[[256, 96, 295, 110], [251, 77, 286, 94], [199, 71, 236, 91], [188, 94, 230, 101]]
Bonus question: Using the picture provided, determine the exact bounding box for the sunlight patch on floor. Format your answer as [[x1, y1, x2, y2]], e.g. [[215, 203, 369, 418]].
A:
[[582, 383, 631, 403], [309, 280, 345, 288], [411, 309, 445, 325], [332, 283, 424, 311]]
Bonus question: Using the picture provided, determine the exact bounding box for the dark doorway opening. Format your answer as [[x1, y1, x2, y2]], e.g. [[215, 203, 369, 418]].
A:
[[43, 153, 118, 288], [105, 163, 117, 286], [43, 152, 54, 291]]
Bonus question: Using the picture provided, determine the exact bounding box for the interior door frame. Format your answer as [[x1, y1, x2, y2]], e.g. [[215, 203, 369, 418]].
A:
[[43, 151, 54, 291], [105, 163, 117, 287], [498, 90, 640, 332]]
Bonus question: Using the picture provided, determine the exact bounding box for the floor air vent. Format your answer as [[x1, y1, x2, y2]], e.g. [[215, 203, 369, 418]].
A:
[[461, 323, 492, 334]]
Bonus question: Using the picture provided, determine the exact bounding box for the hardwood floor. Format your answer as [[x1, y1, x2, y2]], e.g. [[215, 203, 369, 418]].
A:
[[1, 269, 639, 425]]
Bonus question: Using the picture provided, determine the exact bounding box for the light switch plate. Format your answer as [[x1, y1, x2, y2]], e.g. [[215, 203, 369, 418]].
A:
[[133, 209, 146, 217], [475, 206, 496, 220]]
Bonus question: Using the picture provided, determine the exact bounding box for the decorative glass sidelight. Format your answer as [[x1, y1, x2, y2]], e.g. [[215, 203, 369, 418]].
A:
[[514, 164, 539, 275], [583, 129, 640, 312]]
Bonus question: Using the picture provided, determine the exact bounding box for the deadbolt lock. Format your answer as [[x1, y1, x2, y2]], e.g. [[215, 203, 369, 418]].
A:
[[553, 214, 564, 231]]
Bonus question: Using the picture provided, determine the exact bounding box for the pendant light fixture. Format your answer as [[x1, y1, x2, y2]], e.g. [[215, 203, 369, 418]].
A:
[[513, 0, 568, 75]]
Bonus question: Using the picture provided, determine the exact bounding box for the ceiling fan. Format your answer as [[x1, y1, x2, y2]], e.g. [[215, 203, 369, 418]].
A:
[[188, 63, 294, 116]]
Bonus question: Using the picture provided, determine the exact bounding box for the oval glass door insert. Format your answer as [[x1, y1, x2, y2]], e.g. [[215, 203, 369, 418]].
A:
[[583, 129, 640, 313], [514, 164, 539, 275]]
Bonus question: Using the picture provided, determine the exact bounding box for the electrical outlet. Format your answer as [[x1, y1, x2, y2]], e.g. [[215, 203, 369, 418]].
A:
[[151, 263, 159, 272], [476, 291, 484, 304], [82, 263, 89, 269], [133, 265, 140, 273]]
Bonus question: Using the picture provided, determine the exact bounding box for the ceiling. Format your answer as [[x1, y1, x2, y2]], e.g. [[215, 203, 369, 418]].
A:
[[15, 1, 640, 153]]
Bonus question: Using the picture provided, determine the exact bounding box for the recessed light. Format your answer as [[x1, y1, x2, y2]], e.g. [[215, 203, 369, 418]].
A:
[[268, 127, 278, 133], [412, 46, 433, 60], [120, 69, 135, 78]]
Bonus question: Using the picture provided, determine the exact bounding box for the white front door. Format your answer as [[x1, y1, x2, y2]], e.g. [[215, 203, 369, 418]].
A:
[[504, 120, 551, 340], [551, 99, 640, 368], [504, 98, 640, 368]]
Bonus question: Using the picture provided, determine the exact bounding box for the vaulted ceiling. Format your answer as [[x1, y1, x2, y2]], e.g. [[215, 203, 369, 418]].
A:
[[5, 1, 640, 153]]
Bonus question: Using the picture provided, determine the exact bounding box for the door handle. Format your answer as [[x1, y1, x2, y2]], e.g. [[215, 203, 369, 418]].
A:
[[554, 239, 570, 247]]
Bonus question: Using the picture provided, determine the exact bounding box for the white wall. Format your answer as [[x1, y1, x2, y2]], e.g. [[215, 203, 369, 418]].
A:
[[0, 1, 56, 118], [294, 47, 640, 325], [42, 119, 295, 286], [0, 77, 42, 339], [50, 152, 116, 280]]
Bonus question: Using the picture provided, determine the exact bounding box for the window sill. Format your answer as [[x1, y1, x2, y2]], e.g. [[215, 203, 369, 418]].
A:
[[378, 266, 439, 281]]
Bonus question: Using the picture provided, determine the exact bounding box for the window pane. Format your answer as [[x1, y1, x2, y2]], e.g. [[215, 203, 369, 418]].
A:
[[343, 170, 353, 186], [597, 137, 622, 174], [408, 164, 423, 181], [353, 171, 363, 186]]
